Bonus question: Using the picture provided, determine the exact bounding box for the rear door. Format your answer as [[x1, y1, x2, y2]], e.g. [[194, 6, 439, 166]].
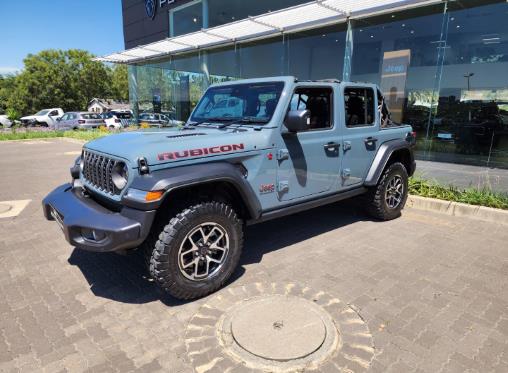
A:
[[340, 85, 379, 186], [57, 114, 69, 129], [276, 84, 342, 201]]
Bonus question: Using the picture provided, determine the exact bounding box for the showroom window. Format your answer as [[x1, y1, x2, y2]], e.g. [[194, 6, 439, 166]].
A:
[[287, 24, 347, 81], [239, 37, 285, 78], [170, 0, 204, 37], [207, 0, 308, 28]]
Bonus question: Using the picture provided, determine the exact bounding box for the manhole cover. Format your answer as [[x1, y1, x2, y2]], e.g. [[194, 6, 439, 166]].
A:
[[184, 283, 375, 372], [0, 203, 12, 214], [230, 296, 331, 361]]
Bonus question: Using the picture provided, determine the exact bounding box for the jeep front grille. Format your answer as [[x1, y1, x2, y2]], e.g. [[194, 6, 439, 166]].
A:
[[82, 150, 119, 195]]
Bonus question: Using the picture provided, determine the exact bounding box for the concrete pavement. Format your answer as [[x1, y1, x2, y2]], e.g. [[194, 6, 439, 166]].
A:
[[0, 138, 507, 372]]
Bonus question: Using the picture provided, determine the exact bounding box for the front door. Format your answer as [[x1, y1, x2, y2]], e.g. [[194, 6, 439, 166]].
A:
[[340, 85, 379, 186], [277, 85, 341, 202]]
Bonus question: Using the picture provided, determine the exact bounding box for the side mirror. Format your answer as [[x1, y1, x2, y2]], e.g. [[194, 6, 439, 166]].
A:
[[284, 110, 311, 133]]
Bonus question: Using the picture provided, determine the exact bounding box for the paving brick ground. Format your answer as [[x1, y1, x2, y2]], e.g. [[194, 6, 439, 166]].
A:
[[0, 138, 507, 372]]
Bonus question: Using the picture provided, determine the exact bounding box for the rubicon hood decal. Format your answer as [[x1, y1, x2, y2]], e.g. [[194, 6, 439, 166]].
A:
[[157, 143, 245, 161]]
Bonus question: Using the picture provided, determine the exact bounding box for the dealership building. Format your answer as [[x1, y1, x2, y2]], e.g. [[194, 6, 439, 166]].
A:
[[98, 0, 508, 169]]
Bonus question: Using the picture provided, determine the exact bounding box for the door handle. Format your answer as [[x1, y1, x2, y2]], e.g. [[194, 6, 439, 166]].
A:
[[364, 137, 378, 144], [324, 142, 340, 151]]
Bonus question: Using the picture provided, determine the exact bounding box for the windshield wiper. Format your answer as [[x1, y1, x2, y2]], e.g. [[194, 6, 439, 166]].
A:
[[217, 116, 270, 129], [186, 117, 236, 127]]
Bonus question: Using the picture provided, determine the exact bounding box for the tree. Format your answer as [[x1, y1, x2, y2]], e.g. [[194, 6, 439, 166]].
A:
[[0, 75, 18, 115], [3, 49, 129, 116], [110, 64, 129, 101]]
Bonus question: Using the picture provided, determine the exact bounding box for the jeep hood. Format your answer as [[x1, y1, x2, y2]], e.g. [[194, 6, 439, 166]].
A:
[[84, 127, 267, 167]]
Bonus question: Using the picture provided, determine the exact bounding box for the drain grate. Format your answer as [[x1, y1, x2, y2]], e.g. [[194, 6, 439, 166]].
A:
[[184, 282, 375, 372]]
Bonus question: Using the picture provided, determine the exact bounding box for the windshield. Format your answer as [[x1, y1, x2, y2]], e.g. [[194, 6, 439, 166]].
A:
[[190, 82, 284, 124], [140, 113, 156, 120], [81, 113, 101, 119], [113, 112, 132, 119], [35, 110, 49, 116]]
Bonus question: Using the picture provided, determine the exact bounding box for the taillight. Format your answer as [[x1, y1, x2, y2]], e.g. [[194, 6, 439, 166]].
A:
[[78, 120, 85, 124], [406, 131, 417, 144]]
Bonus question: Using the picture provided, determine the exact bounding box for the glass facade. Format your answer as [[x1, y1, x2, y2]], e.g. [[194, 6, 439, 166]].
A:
[[130, 0, 508, 169]]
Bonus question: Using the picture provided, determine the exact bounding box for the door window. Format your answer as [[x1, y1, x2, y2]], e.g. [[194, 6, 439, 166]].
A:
[[49, 110, 59, 116], [344, 87, 375, 127], [289, 87, 333, 130]]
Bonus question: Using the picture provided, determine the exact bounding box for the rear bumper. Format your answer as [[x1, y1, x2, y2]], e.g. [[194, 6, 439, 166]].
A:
[[42, 184, 156, 252]]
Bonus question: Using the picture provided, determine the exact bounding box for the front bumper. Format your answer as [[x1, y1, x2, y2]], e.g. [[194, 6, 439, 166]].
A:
[[42, 183, 156, 252]]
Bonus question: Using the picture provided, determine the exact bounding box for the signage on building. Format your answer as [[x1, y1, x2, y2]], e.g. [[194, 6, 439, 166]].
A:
[[380, 50, 411, 123], [146, 0, 178, 20]]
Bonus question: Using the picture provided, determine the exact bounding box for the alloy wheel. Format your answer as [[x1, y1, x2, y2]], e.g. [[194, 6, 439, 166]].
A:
[[385, 175, 404, 209], [177, 222, 230, 281]]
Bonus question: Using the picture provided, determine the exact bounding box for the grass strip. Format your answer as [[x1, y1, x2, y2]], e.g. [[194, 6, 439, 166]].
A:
[[409, 177, 508, 210], [0, 129, 109, 142]]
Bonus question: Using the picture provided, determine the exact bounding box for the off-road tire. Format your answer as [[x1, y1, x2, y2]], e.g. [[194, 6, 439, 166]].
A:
[[366, 162, 408, 221], [149, 201, 243, 300]]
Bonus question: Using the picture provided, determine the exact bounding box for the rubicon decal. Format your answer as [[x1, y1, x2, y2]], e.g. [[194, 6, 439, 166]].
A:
[[158, 143, 245, 161]]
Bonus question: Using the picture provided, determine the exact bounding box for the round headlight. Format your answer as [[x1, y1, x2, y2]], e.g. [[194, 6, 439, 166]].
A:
[[112, 162, 129, 190]]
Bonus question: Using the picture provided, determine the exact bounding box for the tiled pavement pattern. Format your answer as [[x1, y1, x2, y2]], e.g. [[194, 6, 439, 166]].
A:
[[0, 139, 507, 372]]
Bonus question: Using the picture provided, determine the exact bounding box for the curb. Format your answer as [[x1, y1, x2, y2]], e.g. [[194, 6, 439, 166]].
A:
[[407, 195, 508, 225]]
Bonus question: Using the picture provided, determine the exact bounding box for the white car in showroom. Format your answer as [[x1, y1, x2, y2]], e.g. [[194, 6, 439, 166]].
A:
[[20, 108, 64, 127]]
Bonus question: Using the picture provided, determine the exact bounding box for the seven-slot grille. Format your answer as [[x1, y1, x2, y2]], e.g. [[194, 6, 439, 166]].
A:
[[82, 150, 120, 195]]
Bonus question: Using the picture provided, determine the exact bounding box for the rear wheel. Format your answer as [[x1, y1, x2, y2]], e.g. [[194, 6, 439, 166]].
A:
[[148, 201, 243, 300], [366, 162, 408, 221]]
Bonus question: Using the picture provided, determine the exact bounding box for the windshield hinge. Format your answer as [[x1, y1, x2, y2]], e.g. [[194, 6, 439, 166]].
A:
[[138, 157, 150, 175]]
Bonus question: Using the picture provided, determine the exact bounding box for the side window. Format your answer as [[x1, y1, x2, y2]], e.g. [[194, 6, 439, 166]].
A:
[[377, 89, 390, 128], [49, 110, 58, 116], [60, 114, 68, 121], [289, 88, 332, 130], [344, 87, 375, 127]]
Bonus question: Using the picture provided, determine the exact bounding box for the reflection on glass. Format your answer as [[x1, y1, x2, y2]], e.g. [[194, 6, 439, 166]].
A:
[[433, 1, 508, 168], [239, 37, 285, 78], [131, 1, 508, 170], [208, 0, 308, 28], [287, 25, 346, 80], [191, 82, 285, 123], [171, 1, 203, 37]]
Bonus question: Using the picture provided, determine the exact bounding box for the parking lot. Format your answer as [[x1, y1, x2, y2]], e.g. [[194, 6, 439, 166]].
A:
[[0, 138, 507, 372]]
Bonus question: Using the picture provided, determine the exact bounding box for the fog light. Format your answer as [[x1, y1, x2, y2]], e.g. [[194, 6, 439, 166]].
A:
[[81, 228, 106, 242]]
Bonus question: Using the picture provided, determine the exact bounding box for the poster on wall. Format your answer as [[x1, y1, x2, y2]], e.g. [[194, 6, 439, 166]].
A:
[[380, 49, 411, 123]]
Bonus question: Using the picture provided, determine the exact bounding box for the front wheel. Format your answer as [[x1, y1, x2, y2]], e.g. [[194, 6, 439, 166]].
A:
[[365, 162, 408, 221], [149, 201, 243, 300]]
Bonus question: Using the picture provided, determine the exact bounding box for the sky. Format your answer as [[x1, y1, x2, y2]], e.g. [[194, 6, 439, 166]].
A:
[[0, 0, 124, 75]]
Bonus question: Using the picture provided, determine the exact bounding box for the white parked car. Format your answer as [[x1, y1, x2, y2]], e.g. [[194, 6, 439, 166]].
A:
[[21, 108, 64, 127], [100, 111, 133, 129], [0, 115, 13, 128]]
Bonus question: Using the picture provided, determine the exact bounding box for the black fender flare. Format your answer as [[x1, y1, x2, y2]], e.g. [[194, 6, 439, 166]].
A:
[[123, 162, 262, 219], [364, 139, 415, 187]]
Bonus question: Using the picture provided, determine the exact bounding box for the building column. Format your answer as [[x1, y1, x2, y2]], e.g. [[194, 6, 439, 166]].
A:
[[128, 65, 139, 120]]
